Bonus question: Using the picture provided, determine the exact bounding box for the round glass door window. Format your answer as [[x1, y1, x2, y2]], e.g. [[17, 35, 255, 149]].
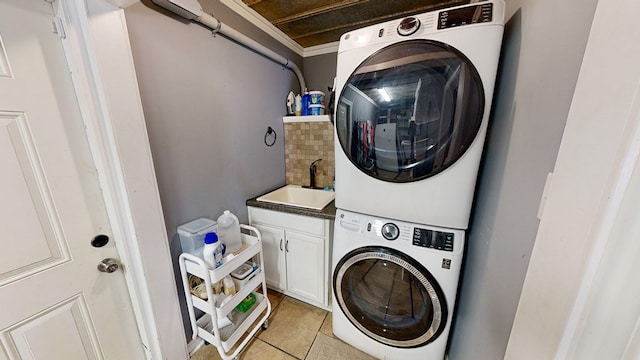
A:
[[333, 246, 447, 347], [336, 40, 484, 182]]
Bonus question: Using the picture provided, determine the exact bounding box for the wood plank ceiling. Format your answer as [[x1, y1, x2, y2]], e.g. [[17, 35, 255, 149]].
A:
[[241, 0, 470, 48]]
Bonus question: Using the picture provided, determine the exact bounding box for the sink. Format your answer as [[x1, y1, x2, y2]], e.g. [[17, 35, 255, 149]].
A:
[[257, 185, 335, 210]]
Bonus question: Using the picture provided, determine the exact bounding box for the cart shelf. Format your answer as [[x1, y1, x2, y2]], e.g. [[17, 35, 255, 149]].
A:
[[195, 292, 268, 352], [179, 225, 271, 360]]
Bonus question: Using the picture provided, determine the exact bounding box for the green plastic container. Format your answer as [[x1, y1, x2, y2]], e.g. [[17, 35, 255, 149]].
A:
[[235, 293, 256, 313]]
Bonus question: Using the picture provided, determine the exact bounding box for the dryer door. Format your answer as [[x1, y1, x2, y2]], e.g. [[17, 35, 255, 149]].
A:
[[336, 40, 484, 182], [333, 246, 448, 347]]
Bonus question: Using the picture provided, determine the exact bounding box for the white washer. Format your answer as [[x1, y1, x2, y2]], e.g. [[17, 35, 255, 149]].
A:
[[334, 0, 505, 229], [332, 209, 464, 360]]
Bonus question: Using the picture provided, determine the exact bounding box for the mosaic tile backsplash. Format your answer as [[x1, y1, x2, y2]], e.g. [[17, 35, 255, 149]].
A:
[[284, 120, 335, 189]]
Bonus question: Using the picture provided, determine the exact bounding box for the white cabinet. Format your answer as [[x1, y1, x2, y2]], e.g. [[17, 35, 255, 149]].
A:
[[248, 207, 332, 309]]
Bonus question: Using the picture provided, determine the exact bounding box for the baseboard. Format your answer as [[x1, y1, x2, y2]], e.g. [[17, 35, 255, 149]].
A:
[[187, 337, 206, 356]]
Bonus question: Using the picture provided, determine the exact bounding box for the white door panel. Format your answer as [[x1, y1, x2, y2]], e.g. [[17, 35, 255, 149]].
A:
[[6, 296, 99, 360], [0, 1, 144, 359], [0, 112, 67, 285], [286, 231, 324, 304], [253, 223, 286, 290]]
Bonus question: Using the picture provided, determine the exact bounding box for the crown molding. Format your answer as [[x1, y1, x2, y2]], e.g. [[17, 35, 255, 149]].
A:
[[303, 41, 339, 57], [116, 1, 340, 56], [219, 0, 305, 56]]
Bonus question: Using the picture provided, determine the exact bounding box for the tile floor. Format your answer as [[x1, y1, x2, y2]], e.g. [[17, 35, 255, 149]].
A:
[[190, 290, 376, 360]]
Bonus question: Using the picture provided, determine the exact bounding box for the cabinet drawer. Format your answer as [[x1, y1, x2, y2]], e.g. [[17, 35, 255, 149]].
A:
[[249, 207, 325, 237]]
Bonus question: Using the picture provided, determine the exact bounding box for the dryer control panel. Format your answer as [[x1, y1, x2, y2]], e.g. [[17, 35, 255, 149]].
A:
[[438, 3, 493, 30], [413, 228, 454, 251]]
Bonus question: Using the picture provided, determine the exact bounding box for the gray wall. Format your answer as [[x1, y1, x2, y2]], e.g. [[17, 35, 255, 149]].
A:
[[123, 0, 599, 350], [124, 0, 301, 339], [303, 52, 337, 93], [448, 0, 598, 359]]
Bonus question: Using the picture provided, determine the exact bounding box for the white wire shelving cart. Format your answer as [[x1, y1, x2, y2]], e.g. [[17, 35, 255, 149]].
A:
[[179, 225, 271, 360]]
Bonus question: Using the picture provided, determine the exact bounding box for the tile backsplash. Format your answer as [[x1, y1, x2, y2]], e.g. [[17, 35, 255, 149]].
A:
[[284, 120, 335, 189]]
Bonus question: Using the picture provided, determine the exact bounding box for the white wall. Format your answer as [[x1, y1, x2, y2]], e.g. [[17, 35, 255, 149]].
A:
[[506, 0, 640, 357], [124, 1, 300, 339], [448, 0, 598, 358]]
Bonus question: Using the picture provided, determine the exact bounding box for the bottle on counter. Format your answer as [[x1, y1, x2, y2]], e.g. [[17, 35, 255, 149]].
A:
[[217, 210, 242, 253], [302, 89, 310, 116], [295, 94, 302, 116], [202, 232, 224, 269]]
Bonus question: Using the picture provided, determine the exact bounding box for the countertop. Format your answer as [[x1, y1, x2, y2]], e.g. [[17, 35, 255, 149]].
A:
[[246, 189, 336, 221]]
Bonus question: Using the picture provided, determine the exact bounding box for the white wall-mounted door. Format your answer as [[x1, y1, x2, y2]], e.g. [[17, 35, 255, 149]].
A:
[[0, 1, 144, 358]]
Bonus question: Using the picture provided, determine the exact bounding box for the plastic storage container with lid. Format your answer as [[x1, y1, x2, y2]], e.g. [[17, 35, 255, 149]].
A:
[[309, 104, 325, 115], [231, 261, 257, 288], [177, 218, 217, 254], [308, 90, 325, 105], [216, 210, 242, 253]]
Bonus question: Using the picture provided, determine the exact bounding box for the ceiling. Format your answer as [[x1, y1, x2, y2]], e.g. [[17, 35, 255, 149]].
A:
[[240, 0, 471, 48]]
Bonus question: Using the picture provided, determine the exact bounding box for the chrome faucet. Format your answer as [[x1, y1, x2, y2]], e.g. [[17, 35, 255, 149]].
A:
[[309, 158, 322, 189]]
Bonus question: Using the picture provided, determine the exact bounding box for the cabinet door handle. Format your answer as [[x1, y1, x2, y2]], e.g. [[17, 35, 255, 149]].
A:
[[285, 240, 289, 253], [280, 239, 283, 251]]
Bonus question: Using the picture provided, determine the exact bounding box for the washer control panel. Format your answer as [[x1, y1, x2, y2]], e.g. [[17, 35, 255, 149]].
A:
[[438, 3, 493, 30], [337, 209, 463, 253], [413, 228, 454, 251]]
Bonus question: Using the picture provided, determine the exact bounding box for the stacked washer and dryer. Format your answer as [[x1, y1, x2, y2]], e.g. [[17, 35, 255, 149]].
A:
[[331, 1, 505, 359]]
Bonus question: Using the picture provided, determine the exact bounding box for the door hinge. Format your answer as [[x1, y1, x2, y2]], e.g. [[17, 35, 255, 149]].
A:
[[52, 16, 67, 39]]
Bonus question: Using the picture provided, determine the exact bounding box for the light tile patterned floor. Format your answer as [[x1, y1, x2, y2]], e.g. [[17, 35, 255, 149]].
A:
[[190, 290, 375, 360]]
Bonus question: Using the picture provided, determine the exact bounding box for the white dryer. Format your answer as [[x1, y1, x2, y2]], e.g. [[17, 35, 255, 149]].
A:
[[334, 0, 505, 229], [332, 209, 464, 360]]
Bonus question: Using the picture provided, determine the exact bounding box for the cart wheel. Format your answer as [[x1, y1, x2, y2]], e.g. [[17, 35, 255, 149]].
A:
[[262, 320, 269, 330]]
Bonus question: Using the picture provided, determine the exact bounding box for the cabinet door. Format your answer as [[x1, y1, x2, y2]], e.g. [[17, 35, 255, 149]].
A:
[[253, 224, 286, 291], [285, 230, 325, 304]]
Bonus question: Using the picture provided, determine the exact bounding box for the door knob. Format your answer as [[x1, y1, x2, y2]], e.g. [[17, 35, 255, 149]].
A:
[[97, 258, 119, 273]]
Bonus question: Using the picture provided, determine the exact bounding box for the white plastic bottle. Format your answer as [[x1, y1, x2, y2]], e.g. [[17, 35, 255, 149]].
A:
[[217, 210, 242, 253], [202, 232, 223, 268]]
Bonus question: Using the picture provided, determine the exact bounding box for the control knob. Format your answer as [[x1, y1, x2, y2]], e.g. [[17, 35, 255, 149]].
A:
[[397, 16, 421, 36], [381, 223, 399, 240]]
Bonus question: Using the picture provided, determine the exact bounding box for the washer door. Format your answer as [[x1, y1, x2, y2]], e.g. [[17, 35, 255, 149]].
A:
[[333, 246, 448, 348], [336, 39, 484, 182]]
